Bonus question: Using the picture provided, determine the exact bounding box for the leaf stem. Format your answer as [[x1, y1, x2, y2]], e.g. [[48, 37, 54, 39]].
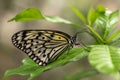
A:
[[87, 25, 105, 43]]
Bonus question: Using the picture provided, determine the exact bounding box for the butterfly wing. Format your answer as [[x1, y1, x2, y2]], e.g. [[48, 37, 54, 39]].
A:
[[12, 30, 72, 66]]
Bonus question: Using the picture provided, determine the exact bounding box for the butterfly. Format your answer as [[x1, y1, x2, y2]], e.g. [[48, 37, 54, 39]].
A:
[[12, 30, 78, 66]]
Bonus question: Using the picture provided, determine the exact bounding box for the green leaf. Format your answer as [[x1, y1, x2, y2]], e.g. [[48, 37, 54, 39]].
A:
[[63, 69, 98, 80], [95, 10, 119, 39], [96, 5, 106, 13], [87, 5, 106, 25], [87, 25, 105, 43], [107, 30, 120, 43], [8, 8, 44, 22], [44, 16, 72, 24], [93, 9, 106, 35], [104, 10, 119, 39], [8, 8, 80, 27], [3, 47, 88, 80], [88, 45, 120, 74], [95, 15, 106, 35], [87, 8, 97, 25], [3, 58, 39, 79], [28, 47, 88, 80], [70, 6, 86, 24], [108, 10, 119, 31]]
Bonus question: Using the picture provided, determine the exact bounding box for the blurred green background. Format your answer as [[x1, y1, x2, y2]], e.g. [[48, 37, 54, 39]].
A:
[[0, 0, 120, 80]]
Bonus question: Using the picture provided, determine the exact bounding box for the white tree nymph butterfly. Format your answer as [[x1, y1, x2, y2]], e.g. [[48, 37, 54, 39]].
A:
[[12, 30, 78, 66]]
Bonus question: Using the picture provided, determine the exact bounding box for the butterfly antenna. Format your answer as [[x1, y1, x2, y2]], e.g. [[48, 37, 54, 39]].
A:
[[73, 29, 89, 51]]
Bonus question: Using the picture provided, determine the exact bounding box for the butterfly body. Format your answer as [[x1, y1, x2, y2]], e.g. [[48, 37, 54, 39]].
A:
[[12, 30, 76, 66]]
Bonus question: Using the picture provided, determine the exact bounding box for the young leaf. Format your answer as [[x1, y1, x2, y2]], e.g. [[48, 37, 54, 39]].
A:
[[87, 8, 97, 25], [88, 45, 120, 74], [95, 10, 119, 39], [96, 5, 106, 13], [87, 5, 106, 25]]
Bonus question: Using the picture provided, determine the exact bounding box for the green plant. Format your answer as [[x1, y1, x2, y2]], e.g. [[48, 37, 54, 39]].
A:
[[1, 5, 120, 80]]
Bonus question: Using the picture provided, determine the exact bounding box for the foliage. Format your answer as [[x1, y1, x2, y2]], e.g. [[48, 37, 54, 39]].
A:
[[1, 5, 120, 80], [2, 48, 87, 80]]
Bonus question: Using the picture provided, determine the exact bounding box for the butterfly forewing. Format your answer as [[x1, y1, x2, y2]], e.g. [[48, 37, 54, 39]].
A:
[[12, 30, 73, 66]]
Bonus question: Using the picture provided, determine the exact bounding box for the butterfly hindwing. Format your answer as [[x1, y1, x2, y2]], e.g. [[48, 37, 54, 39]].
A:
[[12, 30, 73, 66]]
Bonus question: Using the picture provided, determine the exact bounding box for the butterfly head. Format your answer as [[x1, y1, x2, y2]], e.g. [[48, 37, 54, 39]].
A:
[[70, 34, 77, 47], [71, 31, 84, 46]]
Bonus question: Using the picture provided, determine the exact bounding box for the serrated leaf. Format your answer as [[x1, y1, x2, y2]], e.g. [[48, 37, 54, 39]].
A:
[[88, 45, 120, 74], [3, 47, 88, 80]]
